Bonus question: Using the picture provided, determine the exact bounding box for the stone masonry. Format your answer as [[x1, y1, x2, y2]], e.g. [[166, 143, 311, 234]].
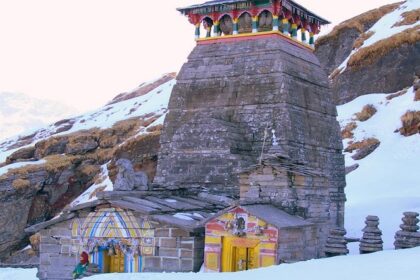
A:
[[38, 211, 204, 280], [154, 36, 346, 223], [394, 212, 420, 249], [359, 216, 383, 254]]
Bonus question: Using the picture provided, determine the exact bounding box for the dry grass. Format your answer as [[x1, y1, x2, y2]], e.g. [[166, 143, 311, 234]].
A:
[[415, 88, 420, 101], [79, 164, 100, 178], [341, 122, 358, 139], [146, 124, 164, 133], [353, 31, 375, 49], [386, 88, 408, 100], [399, 110, 420, 136], [114, 131, 161, 158], [12, 179, 31, 190], [393, 9, 420, 27], [345, 138, 380, 153], [348, 26, 420, 69], [29, 233, 40, 252], [355, 104, 377, 121], [316, 2, 401, 46]]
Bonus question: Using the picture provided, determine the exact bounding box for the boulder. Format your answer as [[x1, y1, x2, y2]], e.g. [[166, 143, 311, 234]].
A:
[[114, 159, 148, 191]]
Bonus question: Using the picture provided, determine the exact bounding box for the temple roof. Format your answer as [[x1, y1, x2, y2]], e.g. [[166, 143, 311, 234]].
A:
[[178, 0, 330, 25], [202, 204, 313, 229], [25, 191, 232, 234]]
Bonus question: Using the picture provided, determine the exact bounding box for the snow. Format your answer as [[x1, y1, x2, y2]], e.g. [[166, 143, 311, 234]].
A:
[[165, 199, 177, 203], [70, 163, 113, 207], [337, 0, 420, 73], [0, 159, 46, 177], [173, 213, 195, 221], [4, 247, 420, 280], [0, 268, 38, 280], [337, 86, 420, 249]]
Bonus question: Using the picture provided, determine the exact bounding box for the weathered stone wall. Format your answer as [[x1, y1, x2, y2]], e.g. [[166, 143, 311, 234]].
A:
[[38, 212, 204, 279], [277, 225, 318, 261], [239, 164, 340, 257], [154, 36, 346, 217], [38, 220, 80, 280], [143, 226, 204, 272]]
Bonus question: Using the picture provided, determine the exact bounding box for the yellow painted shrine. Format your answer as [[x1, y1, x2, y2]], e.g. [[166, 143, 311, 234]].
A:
[[204, 206, 278, 272]]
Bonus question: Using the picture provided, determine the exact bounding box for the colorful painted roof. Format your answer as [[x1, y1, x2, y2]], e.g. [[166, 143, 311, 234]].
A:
[[80, 208, 152, 238], [178, 0, 330, 25]]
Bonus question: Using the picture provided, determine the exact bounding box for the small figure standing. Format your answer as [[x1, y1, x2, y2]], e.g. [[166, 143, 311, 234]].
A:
[[73, 252, 89, 279]]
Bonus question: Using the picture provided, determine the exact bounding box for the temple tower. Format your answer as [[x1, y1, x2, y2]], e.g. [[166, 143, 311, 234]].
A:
[[155, 0, 346, 236]]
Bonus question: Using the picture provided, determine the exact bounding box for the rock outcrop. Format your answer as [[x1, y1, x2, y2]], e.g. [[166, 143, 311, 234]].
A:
[[315, 2, 420, 104], [114, 159, 148, 191], [0, 96, 166, 260]]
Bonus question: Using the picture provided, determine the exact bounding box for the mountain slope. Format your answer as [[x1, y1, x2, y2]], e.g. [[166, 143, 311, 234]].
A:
[[0, 76, 175, 259], [0, 92, 76, 141], [316, 0, 420, 104], [338, 82, 420, 249]]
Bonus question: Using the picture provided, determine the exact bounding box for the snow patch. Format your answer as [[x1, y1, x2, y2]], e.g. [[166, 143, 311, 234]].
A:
[[338, 86, 420, 249], [70, 163, 113, 207]]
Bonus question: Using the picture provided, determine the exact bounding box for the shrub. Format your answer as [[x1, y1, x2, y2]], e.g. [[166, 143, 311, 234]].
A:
[[399, 110, 420, 136], [393, 9, 420, 27], [341, 122, 358, 139], [355, 104, 377, 121], [12, 179, 31, 190]]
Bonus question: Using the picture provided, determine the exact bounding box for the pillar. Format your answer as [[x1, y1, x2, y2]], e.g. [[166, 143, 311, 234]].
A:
[[291, 23, 298, 39], [301, 27, 307, 43], [309, 32, 315, 47], [281, 18, 290, 35], [252, 16, 258, 33], [233, 18, 239, 35], [195, 23, 201, 39], [206, 26, 212, 37], [213, 21, 220, 36], [272, 15, 279, 31]]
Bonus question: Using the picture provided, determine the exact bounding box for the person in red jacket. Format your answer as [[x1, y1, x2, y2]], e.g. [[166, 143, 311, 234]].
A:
[[73, 252, 89, 279]]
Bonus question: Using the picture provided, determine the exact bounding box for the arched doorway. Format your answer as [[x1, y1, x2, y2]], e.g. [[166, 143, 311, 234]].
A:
[[219, 14, 233, 36], [258, 10, 273, 32], [238, 12, 252, 34]]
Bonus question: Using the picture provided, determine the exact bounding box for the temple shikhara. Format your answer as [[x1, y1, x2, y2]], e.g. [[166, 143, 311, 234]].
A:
[[32, 1, 347, 279]]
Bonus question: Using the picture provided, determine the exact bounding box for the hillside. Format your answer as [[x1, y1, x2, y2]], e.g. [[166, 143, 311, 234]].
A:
[[316, 0, 420, 104], [0, 92, 76, 141], [0, 75, 175, 259]]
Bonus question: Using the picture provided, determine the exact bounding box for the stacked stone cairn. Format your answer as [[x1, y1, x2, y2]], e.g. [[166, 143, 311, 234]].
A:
[[359, 215, 383, 254], [324, 228, 349, 257], [394, 212, 420, 249]]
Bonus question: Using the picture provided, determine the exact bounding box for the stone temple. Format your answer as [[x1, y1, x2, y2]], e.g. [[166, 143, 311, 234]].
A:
[[31, 1, 347, 278], [155, 0, 346, 254]]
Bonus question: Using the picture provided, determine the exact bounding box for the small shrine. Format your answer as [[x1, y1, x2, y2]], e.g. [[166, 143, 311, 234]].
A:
[[178, 0, 330, 48]]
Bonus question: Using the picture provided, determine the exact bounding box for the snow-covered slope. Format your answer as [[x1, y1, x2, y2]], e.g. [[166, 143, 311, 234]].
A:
[[0, 92, 76, 141], [336, 0, 420, 74], [3, 247, 419, 280], [338, 86, 420, 249], [0, 78, 175, 165]]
